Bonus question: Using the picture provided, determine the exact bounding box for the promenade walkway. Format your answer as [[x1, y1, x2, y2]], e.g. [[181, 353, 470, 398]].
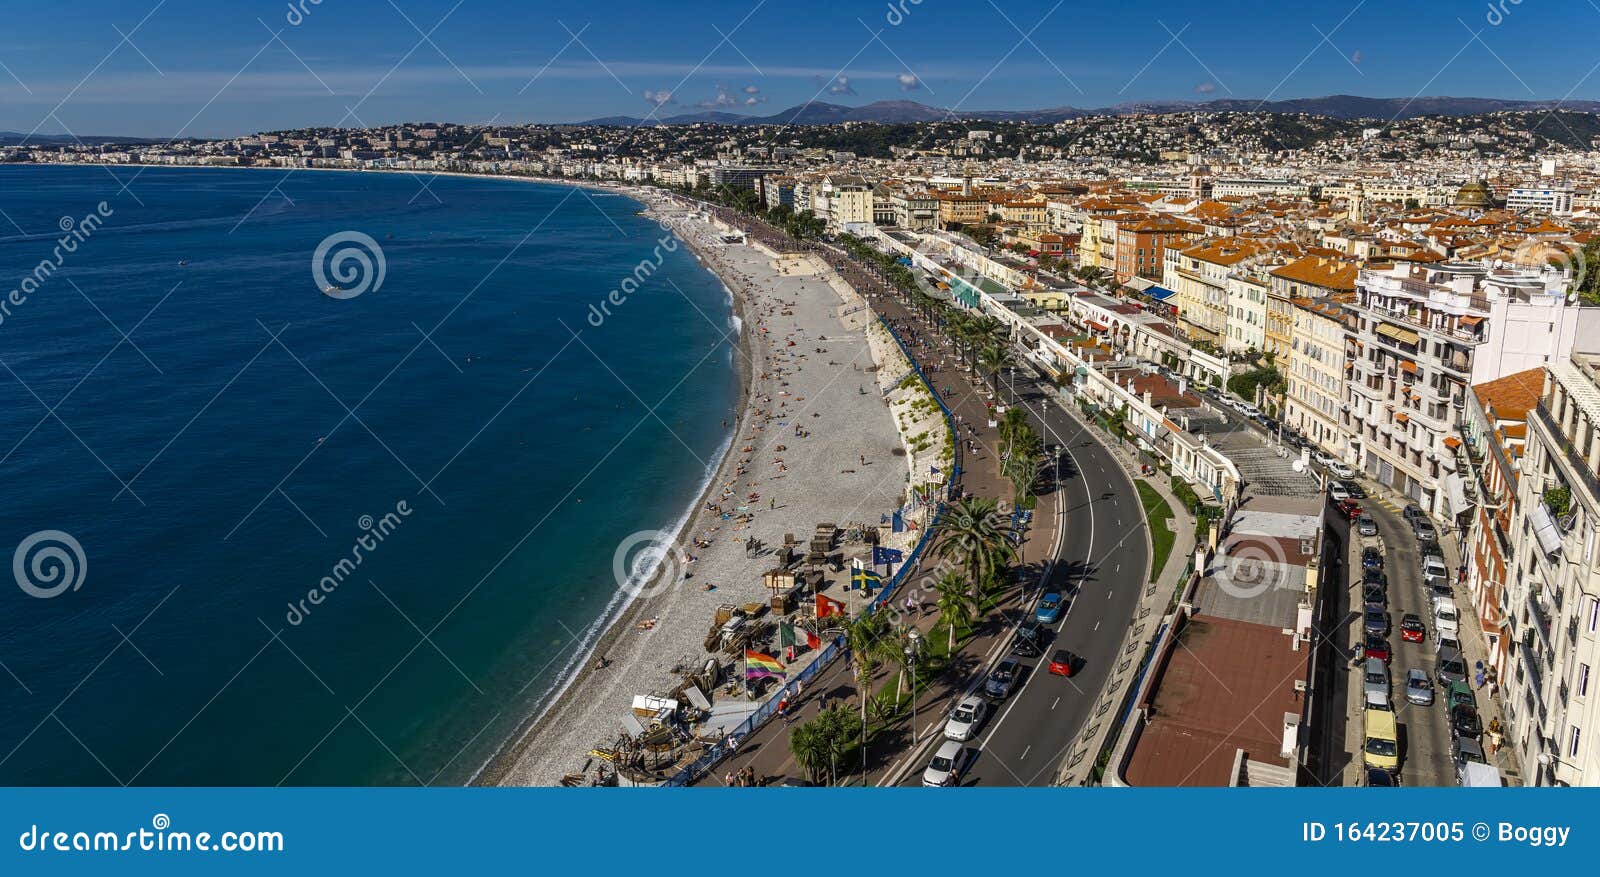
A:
[[690, 211, 1065, 786]]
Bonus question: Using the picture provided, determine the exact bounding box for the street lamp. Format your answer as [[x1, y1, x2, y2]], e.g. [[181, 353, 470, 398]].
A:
[[903, 628, 924, 739]]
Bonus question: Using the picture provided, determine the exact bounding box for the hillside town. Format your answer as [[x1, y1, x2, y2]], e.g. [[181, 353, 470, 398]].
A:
[[15, 107, 1600, 789]]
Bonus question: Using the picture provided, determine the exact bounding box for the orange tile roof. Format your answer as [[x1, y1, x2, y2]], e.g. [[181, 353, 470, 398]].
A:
[[1472, 367, 1545, 421], [1269, 254, 1359, 291]]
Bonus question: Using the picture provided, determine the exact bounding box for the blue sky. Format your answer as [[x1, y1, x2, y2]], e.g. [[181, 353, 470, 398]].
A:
[[2, 0, 1599, 137]]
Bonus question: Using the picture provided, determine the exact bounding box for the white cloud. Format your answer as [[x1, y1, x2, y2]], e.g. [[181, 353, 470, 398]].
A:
[[896, 72, 921, 92], [828, 75, 855, 95], [643, 88, 675, 106], [1194, 82, 1216, 94]]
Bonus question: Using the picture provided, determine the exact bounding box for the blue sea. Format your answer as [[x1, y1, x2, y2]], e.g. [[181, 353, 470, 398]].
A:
[[0, 166, 738, 785]]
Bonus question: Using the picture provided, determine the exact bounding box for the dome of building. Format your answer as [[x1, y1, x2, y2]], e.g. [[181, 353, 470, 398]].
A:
[[1454, 179, 1494, 209]]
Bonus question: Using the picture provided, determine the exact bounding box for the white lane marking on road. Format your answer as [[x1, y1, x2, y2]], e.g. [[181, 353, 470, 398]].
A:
[[1019, 745, 1031, 760], [966, 414, 1098, 763], [1051, 697, 1060, 710], [1093, 621, 1100, 630]]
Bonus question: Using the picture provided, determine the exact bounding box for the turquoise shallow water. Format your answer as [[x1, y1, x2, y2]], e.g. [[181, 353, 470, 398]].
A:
[[0, 166, 737, 785]]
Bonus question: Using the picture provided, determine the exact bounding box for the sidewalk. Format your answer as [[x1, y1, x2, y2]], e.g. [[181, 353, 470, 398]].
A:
[[689, 222, 1062, 786]]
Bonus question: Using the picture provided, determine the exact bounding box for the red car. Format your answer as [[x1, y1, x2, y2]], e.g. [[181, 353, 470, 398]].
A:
[[1335, 500, 1363, 520], [1362, 634, 1391, 664], [1400, 613, 1425, 643], [1048, 649, 1074, 677]]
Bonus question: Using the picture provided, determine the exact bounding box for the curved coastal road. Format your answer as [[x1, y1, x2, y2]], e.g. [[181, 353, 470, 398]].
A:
[[942, 370, 1149, 786]]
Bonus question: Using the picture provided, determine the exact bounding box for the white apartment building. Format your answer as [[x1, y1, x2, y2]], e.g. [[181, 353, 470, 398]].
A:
[[1347, 263, 1593, 520], [1225, 273, 1269, 354], [1506, 185, 1575, 216], [1211, 177, 1311, 199], [1504, 357, 1600, 785]]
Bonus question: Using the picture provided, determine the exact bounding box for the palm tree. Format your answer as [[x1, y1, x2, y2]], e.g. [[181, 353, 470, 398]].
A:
[[977, 341, 1013, 396], [934, 571, 979, 651], [934, 496, 1017, 598], [843, 610, 903, 771], [998, 406, 1031, 451], [788, 720, 829, 784], [1003, 449, 1047, 507], [816, 706, 859, 785]]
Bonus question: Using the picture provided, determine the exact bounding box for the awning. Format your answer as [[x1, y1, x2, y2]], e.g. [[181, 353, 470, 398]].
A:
[[1530, 502, 1564, 555], [1087, 321, 1109, 332], [1395, 412, 1409, 424], [1446, 474, 1469, 516], [1460, 315, 1484, 326], [1443, 435, 1463, 450], [1376, 323, 1420, 346], [1146, 285, 1178, 301], [1399, 360, 1417, 374]]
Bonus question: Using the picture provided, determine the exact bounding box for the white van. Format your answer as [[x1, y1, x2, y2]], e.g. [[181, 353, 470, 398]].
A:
[[1433, 599, 1461, 638]]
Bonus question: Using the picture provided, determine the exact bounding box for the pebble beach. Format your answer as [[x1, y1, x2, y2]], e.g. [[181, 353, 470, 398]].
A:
[[486, 196, 915, 786]]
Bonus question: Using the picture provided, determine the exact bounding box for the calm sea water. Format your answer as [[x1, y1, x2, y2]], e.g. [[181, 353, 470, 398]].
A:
[[0, 166, 737, 785]]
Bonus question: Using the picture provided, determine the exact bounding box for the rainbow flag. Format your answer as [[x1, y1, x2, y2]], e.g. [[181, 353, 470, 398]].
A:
[[745, 650, 785, 681]]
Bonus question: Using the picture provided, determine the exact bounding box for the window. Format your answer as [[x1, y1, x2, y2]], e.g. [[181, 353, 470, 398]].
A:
[[1589, 596, 1600, 634], [1571, 726, 1582, 759], [1580, 663, 1591, 698]]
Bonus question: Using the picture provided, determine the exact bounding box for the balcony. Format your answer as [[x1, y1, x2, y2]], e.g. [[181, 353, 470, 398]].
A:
[[1519, 643, 1546, 711], [1528, 594, 1555, 651], [1535, 402, 1600, 502]]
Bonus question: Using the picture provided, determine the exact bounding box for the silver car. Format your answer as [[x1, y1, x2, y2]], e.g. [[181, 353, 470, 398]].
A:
[[943, 695, 988, 742], [1363, 657, 1390, 703], [1357, 514, 1378, 537], [922, 740, 966, 787], [1405, 668, 1435, 706]]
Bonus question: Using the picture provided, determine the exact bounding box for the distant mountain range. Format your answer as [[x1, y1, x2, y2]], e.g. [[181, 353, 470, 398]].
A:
[[581, 95, 1600, 127], [0, 131, 162, 146]]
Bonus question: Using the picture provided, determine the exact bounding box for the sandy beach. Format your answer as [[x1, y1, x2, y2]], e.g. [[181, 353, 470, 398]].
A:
[[479, 195, 918, 786]]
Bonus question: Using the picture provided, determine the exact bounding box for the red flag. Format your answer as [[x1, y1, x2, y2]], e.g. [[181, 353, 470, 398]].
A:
[[817, 594, 847, 619], [805, 628, 822, 650]]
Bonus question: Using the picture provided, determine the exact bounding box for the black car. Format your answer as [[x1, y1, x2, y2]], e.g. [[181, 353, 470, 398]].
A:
[[1363, 584, 1388, 607], [1364, 606, 1389, 635], [1363, 568, 1387, 585], [1012, 622, 1045, 657], [1365, 767, 1398, 787], [1451, 704, 1483, 740], [1362, 547, 1383, 570], [1343, 482, 1368, 499]]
